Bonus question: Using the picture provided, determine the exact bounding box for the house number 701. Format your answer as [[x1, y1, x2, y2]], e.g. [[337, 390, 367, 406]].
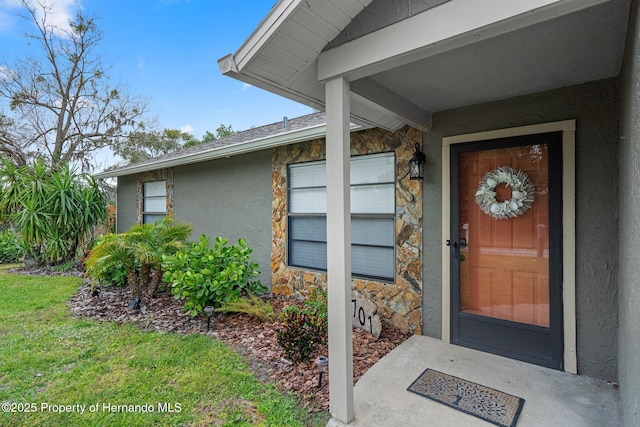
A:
[[352, 299, 373, 335]]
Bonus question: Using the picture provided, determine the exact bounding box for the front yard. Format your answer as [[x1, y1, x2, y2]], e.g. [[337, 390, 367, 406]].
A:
[[0, 266, 325, 426]]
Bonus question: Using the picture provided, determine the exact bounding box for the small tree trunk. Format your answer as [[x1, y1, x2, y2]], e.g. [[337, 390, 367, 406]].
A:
[[146, 267, 163, 297], [139, 264, 151, 297], [127, 270, 141, 299]]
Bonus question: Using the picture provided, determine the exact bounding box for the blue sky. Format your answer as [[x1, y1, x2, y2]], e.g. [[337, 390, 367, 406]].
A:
[[0, 0, 312, 140]]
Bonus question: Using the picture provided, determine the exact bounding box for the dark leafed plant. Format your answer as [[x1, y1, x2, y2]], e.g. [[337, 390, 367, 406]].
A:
[[276, 289, 328, 364]]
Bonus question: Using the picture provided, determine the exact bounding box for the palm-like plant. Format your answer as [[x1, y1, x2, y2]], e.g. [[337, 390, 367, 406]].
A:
[[85, 217, 191, 298], [0, 158, 107, 265]]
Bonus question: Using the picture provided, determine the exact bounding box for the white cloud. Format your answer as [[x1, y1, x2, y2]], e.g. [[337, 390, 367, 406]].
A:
[[0, 0, 22, 32], [36, 0, 78, 35], [1, 0, 79, 36], [180, 124, 194, 134], [0, 65, 13, 80], [241, 83, 252, 91]]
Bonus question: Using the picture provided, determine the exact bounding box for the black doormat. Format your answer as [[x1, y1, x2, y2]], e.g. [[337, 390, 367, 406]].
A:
[[407, 369, 525, 427]]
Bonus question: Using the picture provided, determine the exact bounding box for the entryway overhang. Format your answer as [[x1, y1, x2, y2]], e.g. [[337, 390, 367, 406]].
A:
[[220, 0, 629, 132], [218, 0, 631, 424]]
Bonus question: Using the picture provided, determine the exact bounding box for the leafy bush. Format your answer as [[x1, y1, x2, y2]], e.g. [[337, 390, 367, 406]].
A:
[[85, 218, 192, 296], [0, 230, 24, 263], [84, 234, 128, 287], [162, 235, 266, 316], [276, 289, 328, 364]]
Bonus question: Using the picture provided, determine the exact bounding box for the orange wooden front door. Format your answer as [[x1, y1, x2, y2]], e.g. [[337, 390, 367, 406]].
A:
[[450, 132, 563, 369]]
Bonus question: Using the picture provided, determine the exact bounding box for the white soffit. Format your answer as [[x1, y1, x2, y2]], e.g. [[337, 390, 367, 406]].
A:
[[221, 0, 628, 131], [219, 0, 371, 93], [317, 0, 612, 81], [219, 0, 412, 130]]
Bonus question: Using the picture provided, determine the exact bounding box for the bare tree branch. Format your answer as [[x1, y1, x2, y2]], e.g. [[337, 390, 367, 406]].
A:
[[0, 0, 150, 171]]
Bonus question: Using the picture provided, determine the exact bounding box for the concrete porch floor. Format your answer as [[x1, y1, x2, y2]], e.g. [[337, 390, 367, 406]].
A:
[[335, 335, 622, 427]]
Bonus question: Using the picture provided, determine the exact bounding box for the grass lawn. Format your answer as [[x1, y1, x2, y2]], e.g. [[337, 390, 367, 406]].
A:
[[0, 265, 327, 426]]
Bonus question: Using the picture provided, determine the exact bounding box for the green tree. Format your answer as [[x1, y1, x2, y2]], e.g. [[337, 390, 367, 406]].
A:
[[114, 129, 199, 164], [200, 124, 235, 143], [0, 1, 149, 170], [0, 157, 107, 265], [214, 124, 235, 138], [114, 125, 235, 164]]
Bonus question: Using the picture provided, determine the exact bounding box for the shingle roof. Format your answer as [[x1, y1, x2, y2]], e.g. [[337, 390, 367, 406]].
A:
[[96, 112, 326, 178]]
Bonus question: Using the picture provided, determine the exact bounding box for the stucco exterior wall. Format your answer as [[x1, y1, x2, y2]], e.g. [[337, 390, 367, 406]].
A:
[[422, 78, 619, 381], [617, 0, 640, 424], [171, 150, 273, 287], [114, 150, 273, 287], [115, 174, 138, 233]]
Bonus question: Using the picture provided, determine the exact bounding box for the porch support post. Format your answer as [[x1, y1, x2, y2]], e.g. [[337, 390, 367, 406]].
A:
[[325, 76, 354, 425]]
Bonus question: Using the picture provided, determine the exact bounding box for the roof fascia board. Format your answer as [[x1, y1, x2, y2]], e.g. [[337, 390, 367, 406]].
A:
[[218, 66, 326, 111], [317, 0, 610, 82], [218, 64, 400, 131], [95, 122, 362, 179], [232, 0, 304, 71]]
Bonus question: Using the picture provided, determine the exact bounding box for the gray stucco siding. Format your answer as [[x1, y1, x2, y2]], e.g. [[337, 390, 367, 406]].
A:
[[114, 150, 273, 287], [422, 78, 620, 381], [171, 150, 273, 287], [617, 0, 640, 425], [115, 174, 138, 233]]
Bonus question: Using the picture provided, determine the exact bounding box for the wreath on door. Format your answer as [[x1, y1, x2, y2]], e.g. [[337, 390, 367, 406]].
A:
[[475, 166, 534, 219]]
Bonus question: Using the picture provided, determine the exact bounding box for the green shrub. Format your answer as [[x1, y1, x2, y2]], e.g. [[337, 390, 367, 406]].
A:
[[0, 159, 107, 265], [276, 289, 328, 364], [162, 235, 266, 316], [85, 218, 192, 296], [84, 234, 128, 287], [216, 294, 275, 322], [0, 230, 24, 263]]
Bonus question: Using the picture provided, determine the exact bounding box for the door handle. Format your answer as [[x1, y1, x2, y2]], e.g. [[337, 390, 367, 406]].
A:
[[446, 239, 467, 248]]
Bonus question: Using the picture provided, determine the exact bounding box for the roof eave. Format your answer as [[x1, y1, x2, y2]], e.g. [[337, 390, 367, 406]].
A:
[[95, 121, 363, 179], [230, 0, 303, 71]]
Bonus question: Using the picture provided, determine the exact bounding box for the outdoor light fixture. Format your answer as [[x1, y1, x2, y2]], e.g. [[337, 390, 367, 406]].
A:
[[315, 356, 329, 389], [204, 306, 215, 331], [409, 143, 426, 180]]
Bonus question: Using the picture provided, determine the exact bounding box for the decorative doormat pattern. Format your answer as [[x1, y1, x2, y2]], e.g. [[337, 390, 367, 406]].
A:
[[407, 369, 525, 427]]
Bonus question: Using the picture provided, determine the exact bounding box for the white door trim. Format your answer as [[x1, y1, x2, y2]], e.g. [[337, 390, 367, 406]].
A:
[[441, 119, 577, 374]]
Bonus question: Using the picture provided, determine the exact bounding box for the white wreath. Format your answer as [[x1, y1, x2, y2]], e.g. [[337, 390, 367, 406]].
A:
[[475, 166, 534, 219]]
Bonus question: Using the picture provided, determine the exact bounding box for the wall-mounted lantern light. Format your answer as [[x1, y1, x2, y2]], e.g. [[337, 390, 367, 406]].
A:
[[409, 143, 426, 180]]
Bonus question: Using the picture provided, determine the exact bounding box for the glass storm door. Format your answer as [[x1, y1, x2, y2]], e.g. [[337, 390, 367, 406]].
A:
[[450, 132, 563, 370]]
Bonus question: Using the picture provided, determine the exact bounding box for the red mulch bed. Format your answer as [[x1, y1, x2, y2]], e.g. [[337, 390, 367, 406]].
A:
[[67, 281, 411, 413]]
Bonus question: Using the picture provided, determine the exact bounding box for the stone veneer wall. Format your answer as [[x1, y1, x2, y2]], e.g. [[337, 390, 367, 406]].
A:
[[271, 126, 423, 333], [136, 169, 174, 224]]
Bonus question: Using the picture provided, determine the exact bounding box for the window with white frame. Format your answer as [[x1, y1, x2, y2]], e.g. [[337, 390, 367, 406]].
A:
[[142, 180, 167, 224], [287, 152, 395, 281]]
